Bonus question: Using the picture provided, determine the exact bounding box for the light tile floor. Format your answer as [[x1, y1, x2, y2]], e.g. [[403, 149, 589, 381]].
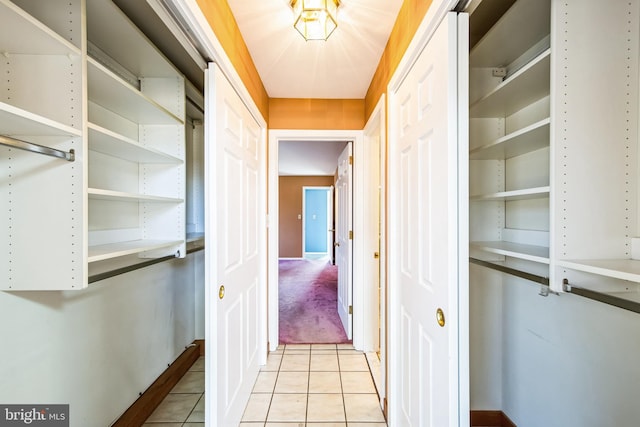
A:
[[143, 344, 386, 427], [143, 356, 205, 427], [241, 344, 387, 427]]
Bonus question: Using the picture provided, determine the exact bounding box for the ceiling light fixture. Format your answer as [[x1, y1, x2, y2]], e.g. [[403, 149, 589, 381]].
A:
[[290, 0, 340, 41]]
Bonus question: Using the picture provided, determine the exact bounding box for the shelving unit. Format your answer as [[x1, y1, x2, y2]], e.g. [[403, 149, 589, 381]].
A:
[[469, 0, 551, 267], [0, 0, 85, 290], [86, 0, 186, 265], [551, 1, 640, 296]]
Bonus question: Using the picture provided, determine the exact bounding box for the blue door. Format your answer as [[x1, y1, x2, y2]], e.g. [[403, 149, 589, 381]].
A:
[[304, 188, 329, 254]]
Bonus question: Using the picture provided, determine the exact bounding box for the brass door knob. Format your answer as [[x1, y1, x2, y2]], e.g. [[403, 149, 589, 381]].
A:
[[436, 308, 445, 327], [219, 285, 225, 300]]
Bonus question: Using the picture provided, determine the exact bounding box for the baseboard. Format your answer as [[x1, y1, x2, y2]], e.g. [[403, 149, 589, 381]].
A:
[[112, 340, 202, 427], [471, 410, 517, 427]]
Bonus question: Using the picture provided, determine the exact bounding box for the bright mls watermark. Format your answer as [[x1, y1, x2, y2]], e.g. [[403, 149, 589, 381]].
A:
[[0, 405, 68, 427]]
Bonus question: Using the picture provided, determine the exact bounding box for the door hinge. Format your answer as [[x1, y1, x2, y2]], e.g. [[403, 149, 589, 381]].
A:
[[349, 305, 353, 315], [349, 230, 353, 240], [349, 155, 353, 165]]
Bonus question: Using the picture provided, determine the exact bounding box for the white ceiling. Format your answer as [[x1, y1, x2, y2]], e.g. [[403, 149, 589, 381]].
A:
[[226, 0, 404, 99], [279, 140, 348, 175]]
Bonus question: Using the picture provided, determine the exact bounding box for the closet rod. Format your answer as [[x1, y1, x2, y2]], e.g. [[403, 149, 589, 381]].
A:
[[562, 279, 640, 315], [88, 246, 204, 284], [469, 257, 550, 286], [0, 135, 75, 162]]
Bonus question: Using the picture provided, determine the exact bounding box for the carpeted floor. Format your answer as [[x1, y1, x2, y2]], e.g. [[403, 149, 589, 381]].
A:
[[279, 258, 350, 344]]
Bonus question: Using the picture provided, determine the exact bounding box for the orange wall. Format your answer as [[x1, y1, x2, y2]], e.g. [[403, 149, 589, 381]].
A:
[[269, 98, 365, 130], [196, 0, 269, 120], [364, 0, 433, 121], [279, 176, 335, 258]]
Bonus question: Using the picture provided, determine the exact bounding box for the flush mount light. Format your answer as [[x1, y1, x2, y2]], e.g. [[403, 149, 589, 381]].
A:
[[290, 0, 340, 41]]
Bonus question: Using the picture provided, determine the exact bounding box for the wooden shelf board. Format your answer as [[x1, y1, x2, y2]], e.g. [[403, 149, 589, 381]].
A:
[[88, 188, 183, 203], [471, 241, 549, 264], [470, 186, 550, 201], [558, 259, 640, 283], [0, 101, 81, 137], [0, 0, 80, 55], [470, 49, 550, 118], [88, 59, 183, 125], [470, 0, 550, 67], [88, 123, 183, 164], [88, 239, 183, 263], [470, 118, 550, 159]]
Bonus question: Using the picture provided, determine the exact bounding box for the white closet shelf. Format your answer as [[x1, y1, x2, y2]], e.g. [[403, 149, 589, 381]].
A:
[[470, 0, 550, 67], [470, 49, 550, 118], [0, 101, 81, 137], [470, 118, 550, 159], [88, 188, 183, 203], [470, 186, 550, 201], [87, 0, 180, 78], [88, 239, 183, 263], [88, 123, 183, 164], [88, 59, 184, 125], [471, 241, 549, 264], [0, 0, 80, 55], [558, 259, 640, 283]]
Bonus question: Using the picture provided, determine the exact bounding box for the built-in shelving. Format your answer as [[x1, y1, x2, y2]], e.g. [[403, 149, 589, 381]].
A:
[[470, 118, 550, 160], [0, 102, 82, 137], [88, 123, 182, 164], [470, 186, 549, 202], [88, 240, 183, 263], [88, 188, 183, 203], [471, 241, 549, 264], [0, 0, 80, 56], [88, 59, 183, 125], [470, 49, 550, 118], [558, 259, 640, 283]]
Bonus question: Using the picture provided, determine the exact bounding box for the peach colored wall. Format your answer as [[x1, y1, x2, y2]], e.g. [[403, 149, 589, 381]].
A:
[[279, 176, 335, 258], [269, 98, 365, 130]]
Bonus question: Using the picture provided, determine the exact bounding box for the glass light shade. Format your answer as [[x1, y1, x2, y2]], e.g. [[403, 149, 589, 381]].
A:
[[291, 0, 339, 41]]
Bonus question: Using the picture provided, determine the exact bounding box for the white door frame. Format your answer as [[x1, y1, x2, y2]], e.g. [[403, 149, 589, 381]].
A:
[[386, 0, 469, 425], [302, 185, 333, 258], [362, 95, 386, 405], [268, 129, 365, 351]]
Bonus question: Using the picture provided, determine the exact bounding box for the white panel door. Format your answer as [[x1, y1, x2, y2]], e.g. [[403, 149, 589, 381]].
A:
[[389, 13, 468, 426], [336, 143, 353, 339], [205, 63, 263, 426]]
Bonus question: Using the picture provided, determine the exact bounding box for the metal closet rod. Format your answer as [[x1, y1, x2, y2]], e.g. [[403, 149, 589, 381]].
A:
[[0, 134, 75, 162], [562, 279, 640, 315], [469, 257, 550, 286]]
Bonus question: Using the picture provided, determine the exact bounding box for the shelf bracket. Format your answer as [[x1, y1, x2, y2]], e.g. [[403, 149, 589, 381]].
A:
[[1, 135, 75, 162]]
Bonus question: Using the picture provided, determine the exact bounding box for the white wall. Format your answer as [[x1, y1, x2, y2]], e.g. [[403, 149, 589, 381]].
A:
[[0, 253, 203, 427], [471, 273, 640, 426]]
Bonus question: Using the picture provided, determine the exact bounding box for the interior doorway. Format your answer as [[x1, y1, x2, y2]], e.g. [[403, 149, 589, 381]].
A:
[[268, 130, 366, 351]]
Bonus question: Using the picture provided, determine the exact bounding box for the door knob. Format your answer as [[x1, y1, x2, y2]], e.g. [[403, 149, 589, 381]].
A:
[[334, 242, 340, 247], [219, 285, 225, 300], [436, 308, 445, 327]]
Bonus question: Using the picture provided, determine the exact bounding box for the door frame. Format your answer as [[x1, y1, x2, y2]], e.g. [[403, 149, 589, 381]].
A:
[[362, 95, 386, 406], [268, 130, 365, 351], [302, 186, 333, 259], [386, 0, 469, 425]]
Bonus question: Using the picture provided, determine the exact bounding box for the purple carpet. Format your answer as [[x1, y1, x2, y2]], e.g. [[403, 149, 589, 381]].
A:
[[279, 258, 350, 344]]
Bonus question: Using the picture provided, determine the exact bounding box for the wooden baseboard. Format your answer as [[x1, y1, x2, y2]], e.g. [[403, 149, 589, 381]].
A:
[[112, 341, 202, 427], [471, 410, 517, 427]]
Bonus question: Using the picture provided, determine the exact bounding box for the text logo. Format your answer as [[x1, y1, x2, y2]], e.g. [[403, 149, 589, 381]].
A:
[[0, 405, 68, 427]]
